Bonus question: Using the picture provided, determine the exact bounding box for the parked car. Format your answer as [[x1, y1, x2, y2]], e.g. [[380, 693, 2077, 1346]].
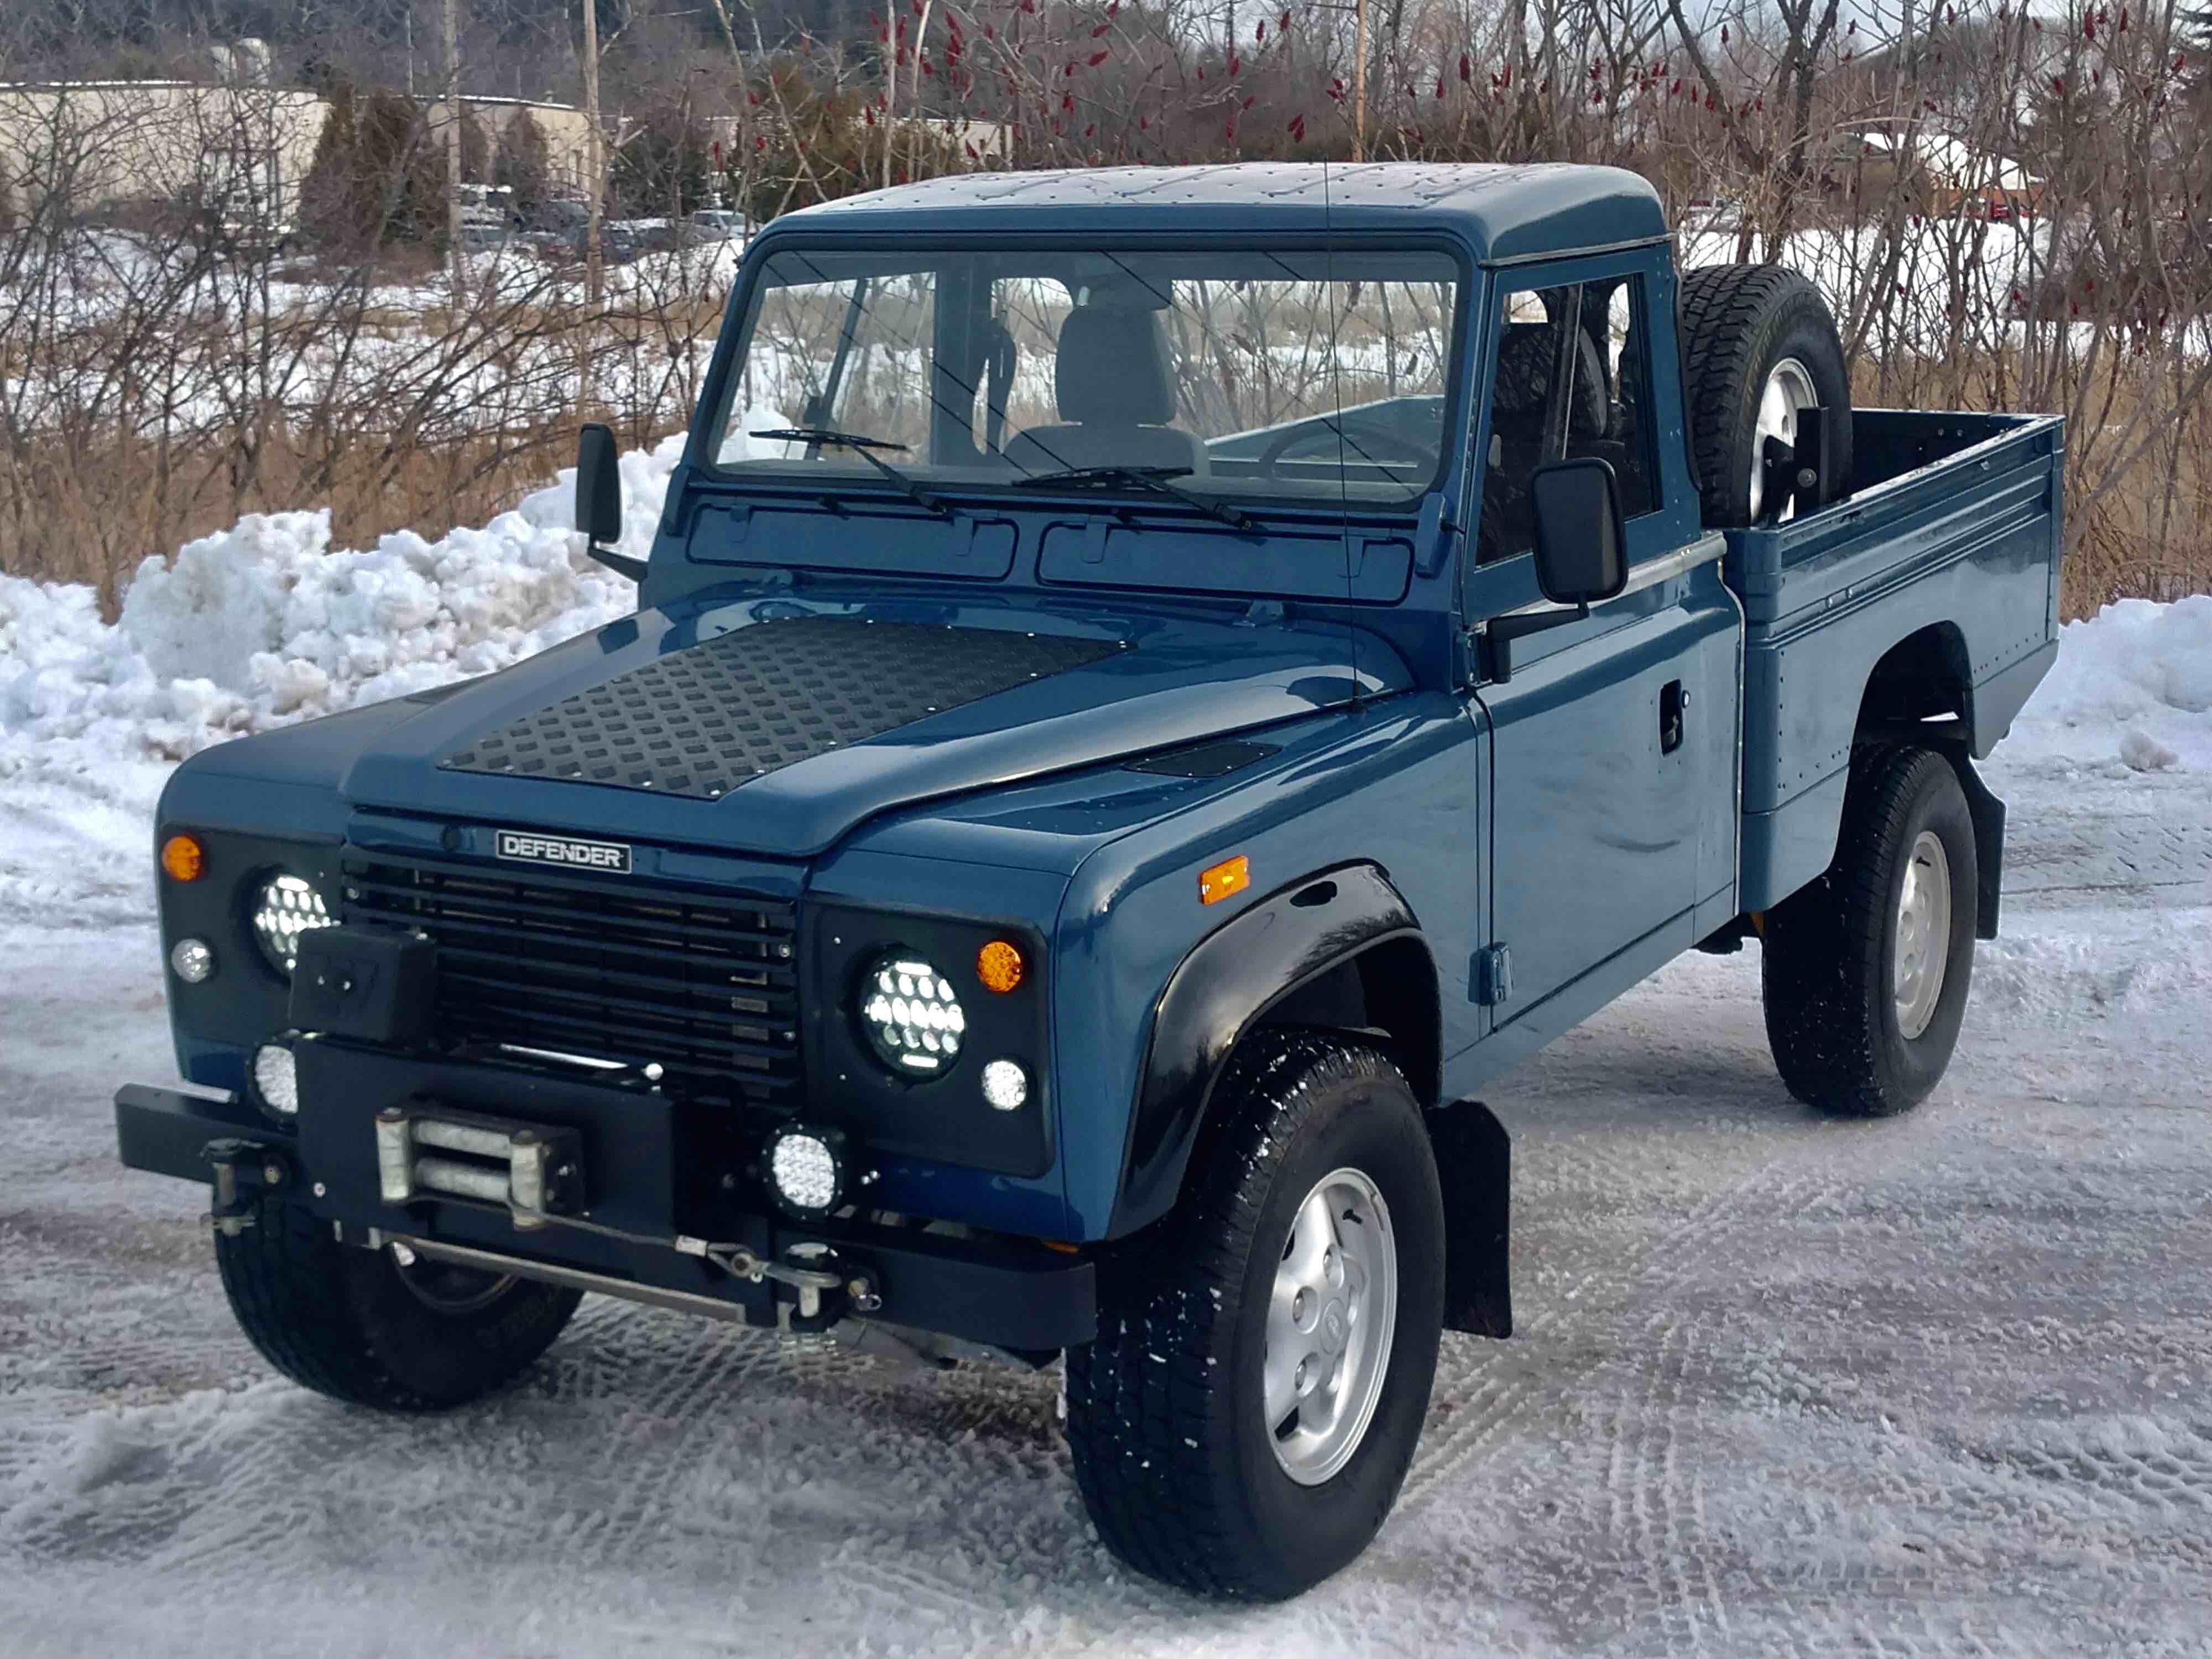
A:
[[117, 163, 2062, 1601], [606, 217, 676, 260], [456, 204, 514, 251], [682, 207, 747, 245]]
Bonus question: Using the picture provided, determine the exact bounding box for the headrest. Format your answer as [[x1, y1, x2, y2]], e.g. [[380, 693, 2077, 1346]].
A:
[[1493, 322, 1609, 439], [1055, 307, 1176, 426]]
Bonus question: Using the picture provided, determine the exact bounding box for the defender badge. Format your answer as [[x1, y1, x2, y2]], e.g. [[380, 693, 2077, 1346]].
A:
[[495, 831, 633, 874]]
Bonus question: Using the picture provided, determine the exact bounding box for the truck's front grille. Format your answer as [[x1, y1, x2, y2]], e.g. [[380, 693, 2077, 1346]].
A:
[[341, 854, 800, 1104]]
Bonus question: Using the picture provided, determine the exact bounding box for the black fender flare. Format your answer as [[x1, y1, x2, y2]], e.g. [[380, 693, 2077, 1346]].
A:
[[1108, 862, 1439, 1238]]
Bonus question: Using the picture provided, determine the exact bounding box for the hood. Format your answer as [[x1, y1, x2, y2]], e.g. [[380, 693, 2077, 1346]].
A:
[[335, 601, 1410, 858]]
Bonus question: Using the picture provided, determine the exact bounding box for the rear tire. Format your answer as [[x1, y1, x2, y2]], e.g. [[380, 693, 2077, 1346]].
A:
[[215, 1200, 582, 1411], [1679, 264, 1853, 525], [1065, 1031, 1445, 1600], [1761, 747, 1978, 1117]]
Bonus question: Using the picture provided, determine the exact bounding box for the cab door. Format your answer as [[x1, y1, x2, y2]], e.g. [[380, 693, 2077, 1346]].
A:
[[1467, 257, 1732, 1028]]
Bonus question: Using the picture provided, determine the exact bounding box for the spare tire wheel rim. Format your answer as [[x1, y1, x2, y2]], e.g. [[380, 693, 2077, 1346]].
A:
[[1893, 829, 1954, 1040], [1750, 357, 1819, 522], [1263, 1166, 1399, 1486]]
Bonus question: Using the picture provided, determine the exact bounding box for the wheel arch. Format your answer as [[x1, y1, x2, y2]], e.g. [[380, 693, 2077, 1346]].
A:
[[1852, 623, 2005, 939], [1855, 620, 1978, 748], [1106, 862, 1441, 1239]]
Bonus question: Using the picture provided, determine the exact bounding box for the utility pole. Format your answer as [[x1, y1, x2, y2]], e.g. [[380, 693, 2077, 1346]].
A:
[[582, 0, 605, 305], [444, 0, 463, 303]]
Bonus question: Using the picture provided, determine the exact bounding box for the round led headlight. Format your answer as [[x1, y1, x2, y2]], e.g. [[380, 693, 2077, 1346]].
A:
[[252, 1042, 300, 1117], [765, 1124, 849, 1219], [250, 873, 337, 975], [857, 952, 966, 1076]]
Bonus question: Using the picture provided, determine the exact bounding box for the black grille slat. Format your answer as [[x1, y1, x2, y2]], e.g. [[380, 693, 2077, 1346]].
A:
[[433, 943, 786, 1019], [437, 966, 787, 1050], [343, 853, 802, 1103], [344, 873, 794, 954]]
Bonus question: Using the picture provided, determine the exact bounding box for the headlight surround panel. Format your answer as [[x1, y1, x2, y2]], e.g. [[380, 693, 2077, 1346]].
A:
[[806, 902, 1052, 1178], [155, 824, 343, 1050]]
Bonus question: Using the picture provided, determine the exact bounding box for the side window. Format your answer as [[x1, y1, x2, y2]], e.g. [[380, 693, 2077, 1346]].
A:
[[1474, 278, 1658, 565], [1604, 278, 1658, 521]]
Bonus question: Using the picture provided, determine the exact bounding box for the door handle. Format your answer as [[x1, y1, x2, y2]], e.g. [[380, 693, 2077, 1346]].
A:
[[1660, 680, 1686, 755]]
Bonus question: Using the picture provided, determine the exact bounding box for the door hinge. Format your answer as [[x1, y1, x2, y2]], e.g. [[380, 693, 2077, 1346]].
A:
[[1473, 943, 1513, 1007]]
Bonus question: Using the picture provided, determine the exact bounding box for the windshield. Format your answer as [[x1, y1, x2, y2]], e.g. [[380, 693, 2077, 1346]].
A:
[[705, 246, 1460, 509]]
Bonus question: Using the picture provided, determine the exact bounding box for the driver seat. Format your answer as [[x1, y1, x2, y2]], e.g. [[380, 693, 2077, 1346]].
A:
[[1004, 307, 1207, 477]]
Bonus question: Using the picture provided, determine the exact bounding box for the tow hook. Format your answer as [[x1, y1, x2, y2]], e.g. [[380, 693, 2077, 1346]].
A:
[[684, 1238, 881, 1329], [206, 1138, 287, 1236]]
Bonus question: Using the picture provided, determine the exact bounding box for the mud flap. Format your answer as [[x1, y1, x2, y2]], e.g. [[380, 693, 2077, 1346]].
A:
[[1425, 1098, 1511, 1338], [1949, 752, 2007, 940]]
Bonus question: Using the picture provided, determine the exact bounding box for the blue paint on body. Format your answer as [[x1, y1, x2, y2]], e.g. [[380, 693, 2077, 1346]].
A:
[[144, 165, 2063, 1248]]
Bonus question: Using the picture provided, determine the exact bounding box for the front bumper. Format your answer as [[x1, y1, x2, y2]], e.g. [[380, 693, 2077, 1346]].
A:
[[115, 1078, 1095, 1353]]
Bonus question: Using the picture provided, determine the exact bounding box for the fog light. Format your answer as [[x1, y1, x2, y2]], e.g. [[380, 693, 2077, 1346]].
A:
[[766, 1124, 849, 1219], [252, 1042, 299, 1116], [980, 1058, 1030, 1112], [170, 938, 215, 983]]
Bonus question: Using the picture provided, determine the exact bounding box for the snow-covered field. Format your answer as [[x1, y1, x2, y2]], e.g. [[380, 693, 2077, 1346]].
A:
[[3, 467, 2210, 1654]]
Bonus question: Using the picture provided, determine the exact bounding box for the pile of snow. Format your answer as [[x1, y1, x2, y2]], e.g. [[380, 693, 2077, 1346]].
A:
[[1999, 595, 2212, 775], [1, 435, 679, 765]]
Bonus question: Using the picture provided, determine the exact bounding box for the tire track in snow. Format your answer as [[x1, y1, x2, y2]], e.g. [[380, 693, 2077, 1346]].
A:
[[1400, 1160, 1814, 1517]]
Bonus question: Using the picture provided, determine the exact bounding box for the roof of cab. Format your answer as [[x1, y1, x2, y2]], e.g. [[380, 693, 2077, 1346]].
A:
[[773, 161, 1667, 265]]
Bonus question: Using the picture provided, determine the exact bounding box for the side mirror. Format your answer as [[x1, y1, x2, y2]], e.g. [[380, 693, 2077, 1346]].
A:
[[576, 422, 622, 545], [1527, 456, 1627, 605], [1485, 456, 1629, 684], [575, 424, 646, 582]]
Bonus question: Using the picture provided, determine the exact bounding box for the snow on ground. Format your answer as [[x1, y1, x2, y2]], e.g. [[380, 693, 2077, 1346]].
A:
[[2, 474, 2210, 1653]]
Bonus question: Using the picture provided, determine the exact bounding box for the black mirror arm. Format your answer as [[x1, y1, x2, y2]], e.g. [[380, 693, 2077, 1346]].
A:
[[1483, 601, 1590, 685], [588, 542, 649, 582]]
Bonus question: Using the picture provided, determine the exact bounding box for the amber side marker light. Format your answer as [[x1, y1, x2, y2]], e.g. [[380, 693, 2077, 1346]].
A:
[[1199, 854, 1250, 905], [160, 833, 206, 883], [977, 939, 1026, 994]]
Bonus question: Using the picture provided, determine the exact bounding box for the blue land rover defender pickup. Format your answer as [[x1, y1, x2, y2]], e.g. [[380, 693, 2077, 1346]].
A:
[[117, 164, 2063, 1599]]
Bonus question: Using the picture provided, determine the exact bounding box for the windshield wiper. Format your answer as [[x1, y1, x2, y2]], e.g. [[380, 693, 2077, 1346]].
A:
[[748, 426, 952, 517], [1011, 465, 1253, 531]]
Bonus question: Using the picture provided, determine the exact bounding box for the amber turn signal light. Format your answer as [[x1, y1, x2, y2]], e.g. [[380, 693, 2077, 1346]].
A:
[[1199, 854, 1250, 905], [977, 939, 1026, 994], [160, 833, 206, 883]]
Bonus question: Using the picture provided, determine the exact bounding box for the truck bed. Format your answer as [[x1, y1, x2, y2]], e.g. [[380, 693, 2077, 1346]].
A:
[[1728, 409, 2065, 915]]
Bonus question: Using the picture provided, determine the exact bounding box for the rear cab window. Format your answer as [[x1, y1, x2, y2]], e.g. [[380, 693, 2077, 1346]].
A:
[[1473, 275, 1660, 566]]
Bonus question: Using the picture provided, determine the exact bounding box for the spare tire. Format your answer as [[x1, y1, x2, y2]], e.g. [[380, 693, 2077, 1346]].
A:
[[1679, 265, 1853, 526]]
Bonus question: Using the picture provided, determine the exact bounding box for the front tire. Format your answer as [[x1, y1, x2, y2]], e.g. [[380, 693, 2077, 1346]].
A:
[[1065, 1032, 1445, 1599], [1761, 746, 1979, 1117], [215, 1199, 582, 1411]]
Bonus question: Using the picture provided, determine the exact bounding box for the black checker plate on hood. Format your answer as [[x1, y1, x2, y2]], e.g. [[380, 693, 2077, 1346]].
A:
[[441, 617, 1127, 800]]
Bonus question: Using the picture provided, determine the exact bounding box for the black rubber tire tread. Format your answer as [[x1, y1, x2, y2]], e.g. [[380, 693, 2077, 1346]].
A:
[[1064, 1030, 1445, 1600], [215, 1199, 582, 1411], [1761, 746, 1979, 1118], [1678, 263, 1853, 526]]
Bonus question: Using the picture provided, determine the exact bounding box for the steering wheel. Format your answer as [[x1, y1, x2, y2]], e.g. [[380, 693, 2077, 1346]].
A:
[[1256, 417, 1438, 479]]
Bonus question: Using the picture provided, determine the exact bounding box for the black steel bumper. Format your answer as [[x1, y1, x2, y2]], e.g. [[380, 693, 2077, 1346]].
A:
[[114, 1081, 1095, 1353]]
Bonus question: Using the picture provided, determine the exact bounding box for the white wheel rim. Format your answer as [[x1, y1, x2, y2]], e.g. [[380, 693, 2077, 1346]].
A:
[[1261, 1166, 1398, 1486], [1893, 830, 1953, 1041], [1749, 357, 1819, 523]]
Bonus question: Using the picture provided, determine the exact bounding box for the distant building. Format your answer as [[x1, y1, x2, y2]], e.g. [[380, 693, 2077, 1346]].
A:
[[0, 81, 326, 226], [0, 79, 596, 226]]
